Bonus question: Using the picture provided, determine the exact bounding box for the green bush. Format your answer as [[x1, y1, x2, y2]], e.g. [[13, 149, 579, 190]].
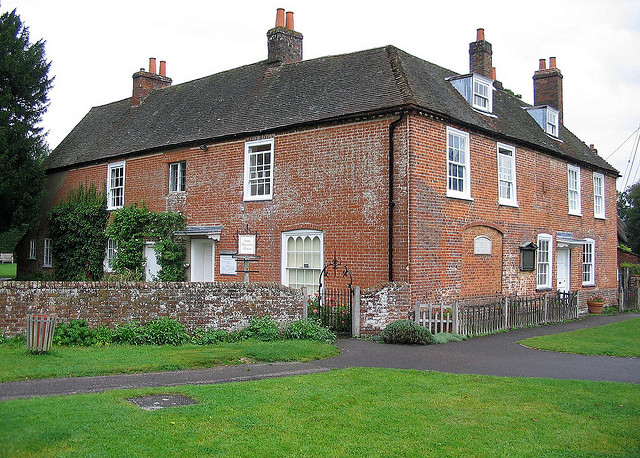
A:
[[93, 325, 114, 345], [241, 316, 281, 341], [284, 318, 336, 343], [381, 320, 433, 345], [191, 327, 229, 345], [53, 319, 95, 346], [431, 332, 467, 344], [143, 317, 190, 345], [112, 321, 146, 345]]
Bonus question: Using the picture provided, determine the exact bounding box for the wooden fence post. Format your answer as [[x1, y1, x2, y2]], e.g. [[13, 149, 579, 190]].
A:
[[301, 287, 308, 319], [414, 303, 421, 325], [351, 286, 361, 337], [502, 296, 508, 330], [453, 302, 459, 335]]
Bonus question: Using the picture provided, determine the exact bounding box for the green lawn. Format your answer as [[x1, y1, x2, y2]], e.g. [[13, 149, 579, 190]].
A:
[[519, 317, 640, 357], [0, 263, 16, 278], [0, 340, 340, 382], [1, 368, 639, 456]]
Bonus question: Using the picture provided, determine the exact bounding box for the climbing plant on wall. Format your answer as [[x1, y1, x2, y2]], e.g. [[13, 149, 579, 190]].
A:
[[106, 203, 186, 282], [48, 184, 109, 280]]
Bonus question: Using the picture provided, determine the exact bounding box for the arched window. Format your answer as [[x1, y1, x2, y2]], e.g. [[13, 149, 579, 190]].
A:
[[281, 230, 323, 291]]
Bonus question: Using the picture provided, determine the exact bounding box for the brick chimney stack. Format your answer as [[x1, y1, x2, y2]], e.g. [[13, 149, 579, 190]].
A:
[[267, 8, 303, 65], [132, 57, 172, 107], [533, 57, 563, 123], [469, 28, 493, 79]]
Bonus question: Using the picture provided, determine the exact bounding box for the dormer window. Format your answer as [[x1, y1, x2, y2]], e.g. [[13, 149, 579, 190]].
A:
[[449, 73, 494, 113], [525, 106, 560, 138]]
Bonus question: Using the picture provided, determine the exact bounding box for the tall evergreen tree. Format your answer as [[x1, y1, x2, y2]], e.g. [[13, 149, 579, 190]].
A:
[[618, 183, 640, 254], [0, 7, 53, 232]]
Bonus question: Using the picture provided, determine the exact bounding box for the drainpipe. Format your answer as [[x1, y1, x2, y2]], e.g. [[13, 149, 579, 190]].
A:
[[388, 111, 405, 282]]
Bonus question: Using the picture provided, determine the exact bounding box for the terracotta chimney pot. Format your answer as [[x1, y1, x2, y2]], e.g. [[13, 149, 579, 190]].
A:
[[159, 60, 166, 77], [539, 59, 546, 70], [275, 8, 285, 27], [149, 57, 156, 74], [477, 28, 485, 41], [285, 11, 294, 30], [549, 57, 557, 68]]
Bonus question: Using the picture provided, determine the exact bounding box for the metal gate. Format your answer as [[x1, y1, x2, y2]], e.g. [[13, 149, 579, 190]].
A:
[[315, 255, 353, 335]]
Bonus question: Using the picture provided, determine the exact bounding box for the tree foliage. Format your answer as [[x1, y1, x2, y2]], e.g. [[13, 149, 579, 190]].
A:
[[106, 203, 187, 281], [48, 184, 109, 280], [0, 8, 53, 232], [618, 184, 640, 254]]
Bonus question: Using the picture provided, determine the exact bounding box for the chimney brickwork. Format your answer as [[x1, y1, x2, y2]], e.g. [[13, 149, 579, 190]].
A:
[[267, 9, 303, 65], [132, 57, 172, 107], [533, 57, 563, 122], [469, 28, 493, 79]]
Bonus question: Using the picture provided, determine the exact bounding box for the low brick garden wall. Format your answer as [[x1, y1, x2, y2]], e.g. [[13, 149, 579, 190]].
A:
[[0, 281, 306, 336]]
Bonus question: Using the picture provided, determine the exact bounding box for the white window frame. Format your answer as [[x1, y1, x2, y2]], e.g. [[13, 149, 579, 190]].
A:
[[472, 75, 493, 112], [546, 108, 559, 137], [593, 172, 605, 219], [29, 239, 36, 260], [536, 234, 553, 290], [281, 229, 324, 292], [244, 138, 274, 201], [43, 238, 52, 268], [446, 127, 472, 200], [104, 239, 117, 272], [107, 161, 126, 210], [168, 161, 186, 193], [567, 164, 582, 216], [582, 238, 595, 286], [496, 143, 518, 207]]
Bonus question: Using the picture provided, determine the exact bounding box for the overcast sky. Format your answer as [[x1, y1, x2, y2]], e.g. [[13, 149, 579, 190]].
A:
[[5, 0, 640, 190]]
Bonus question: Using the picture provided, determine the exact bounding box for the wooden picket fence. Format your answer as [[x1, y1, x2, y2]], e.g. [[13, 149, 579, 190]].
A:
[[416, 292, 578, 337], [619, 287, 640, 312]]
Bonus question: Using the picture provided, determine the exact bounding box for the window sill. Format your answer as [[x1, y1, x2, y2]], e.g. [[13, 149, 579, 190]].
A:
[[243, 196, 273, 202], [446, 193, 474, 202], [498, 200, 519, 208], [568, 212, 582, 217], [594, 215, 606, 220], [582, 282, 596, 287]]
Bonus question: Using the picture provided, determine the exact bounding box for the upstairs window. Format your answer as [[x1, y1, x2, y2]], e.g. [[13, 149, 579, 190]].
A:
[[497, 143, 518, 207], [568, 164, 581, 216], [582, 239, 595, 286], [446, 127, 471, 200], [525, 106, 560, 138], [107, 161, 125, 210], [449, 74, 493, 113], [244, 139, 274, 201], [536, 234, 553, 289], [593, 172, 605, 219], [546, 109, 559, 137], [169, 161, 186, 193]]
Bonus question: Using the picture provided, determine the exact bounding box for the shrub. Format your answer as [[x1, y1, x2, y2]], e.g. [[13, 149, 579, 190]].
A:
[[93, 325, 114, 345], [431, 332, 467, 345], [241, 316, 281, 342], [112, 321, 146, 345], [284, 318, 336, 343], [380, 320, 433, 345], [53, 319, 95, 346], [143, 317, 190, 345], [191, 327, 229, 345]]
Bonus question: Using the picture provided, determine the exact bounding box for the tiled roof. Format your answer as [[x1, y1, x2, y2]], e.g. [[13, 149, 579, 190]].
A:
[[46, 45, 617, 175]]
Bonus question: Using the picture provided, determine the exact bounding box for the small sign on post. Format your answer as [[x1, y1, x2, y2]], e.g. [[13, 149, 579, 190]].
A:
[[235, 225, 260, 283]]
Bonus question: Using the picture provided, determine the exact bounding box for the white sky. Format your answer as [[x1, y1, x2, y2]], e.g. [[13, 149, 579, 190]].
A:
[[5, 0, 640, 191]]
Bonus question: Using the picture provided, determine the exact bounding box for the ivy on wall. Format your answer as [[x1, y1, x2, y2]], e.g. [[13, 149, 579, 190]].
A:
[[48, 184, 109, 280], [106, 203, 187, 282]]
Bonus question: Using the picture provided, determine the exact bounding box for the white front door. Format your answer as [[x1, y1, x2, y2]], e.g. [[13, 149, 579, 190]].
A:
[[191, 239, 214, 282], [556, 248, 570, 292], [144, 243, 160, 281]]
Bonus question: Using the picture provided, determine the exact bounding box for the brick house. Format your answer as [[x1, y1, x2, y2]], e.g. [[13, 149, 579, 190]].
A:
[[18, 9, 619, 309]]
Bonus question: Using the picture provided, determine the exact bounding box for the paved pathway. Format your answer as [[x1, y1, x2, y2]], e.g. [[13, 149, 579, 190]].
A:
[[1, 313, 638, 400]]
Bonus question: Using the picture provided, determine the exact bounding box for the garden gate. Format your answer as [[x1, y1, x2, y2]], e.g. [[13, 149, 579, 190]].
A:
[[315, 254, 353, 335]]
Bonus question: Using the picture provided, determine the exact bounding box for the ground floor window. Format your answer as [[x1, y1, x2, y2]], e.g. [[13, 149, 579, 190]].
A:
[[281, 230, 323, 291], [582, 239, 595, 286], [29, 239, 36, 260], [536, 234, 552, 289], [104, 239, 117, 272], [43, 238, 52, 268]]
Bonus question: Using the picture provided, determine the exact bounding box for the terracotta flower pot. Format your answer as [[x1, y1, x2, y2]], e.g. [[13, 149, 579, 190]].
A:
[[587, 301, 604, 315]]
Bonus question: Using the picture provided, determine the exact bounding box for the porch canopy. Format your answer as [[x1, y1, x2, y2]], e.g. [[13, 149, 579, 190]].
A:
[[174, 226, 222, 241]]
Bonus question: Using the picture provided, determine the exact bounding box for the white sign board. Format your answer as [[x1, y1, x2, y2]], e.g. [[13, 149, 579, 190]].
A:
[[474, 236, 492, 255], [238, 234, 257, 256], [219, 254, 237, 276]]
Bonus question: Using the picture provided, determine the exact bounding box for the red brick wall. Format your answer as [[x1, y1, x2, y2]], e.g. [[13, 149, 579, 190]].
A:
[[406, 113, 617, 305], [0, 281, 304, 337]]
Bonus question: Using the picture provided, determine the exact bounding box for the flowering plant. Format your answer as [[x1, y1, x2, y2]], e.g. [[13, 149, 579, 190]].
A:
[[587, 295, 605, 303]]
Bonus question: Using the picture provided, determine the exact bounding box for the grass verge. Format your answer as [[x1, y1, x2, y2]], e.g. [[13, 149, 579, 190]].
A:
[[0, 263, 16, 278], [1, 368, 638, 456], [519, 317, 640, 357], [0, 340, 339, 382]]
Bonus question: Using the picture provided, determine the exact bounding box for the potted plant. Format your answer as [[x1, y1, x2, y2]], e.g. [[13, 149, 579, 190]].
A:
[[586, 295, 605, 314]]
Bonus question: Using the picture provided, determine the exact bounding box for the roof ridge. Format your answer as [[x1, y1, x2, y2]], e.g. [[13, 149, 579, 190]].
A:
[[384, 45, 416, 106]]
